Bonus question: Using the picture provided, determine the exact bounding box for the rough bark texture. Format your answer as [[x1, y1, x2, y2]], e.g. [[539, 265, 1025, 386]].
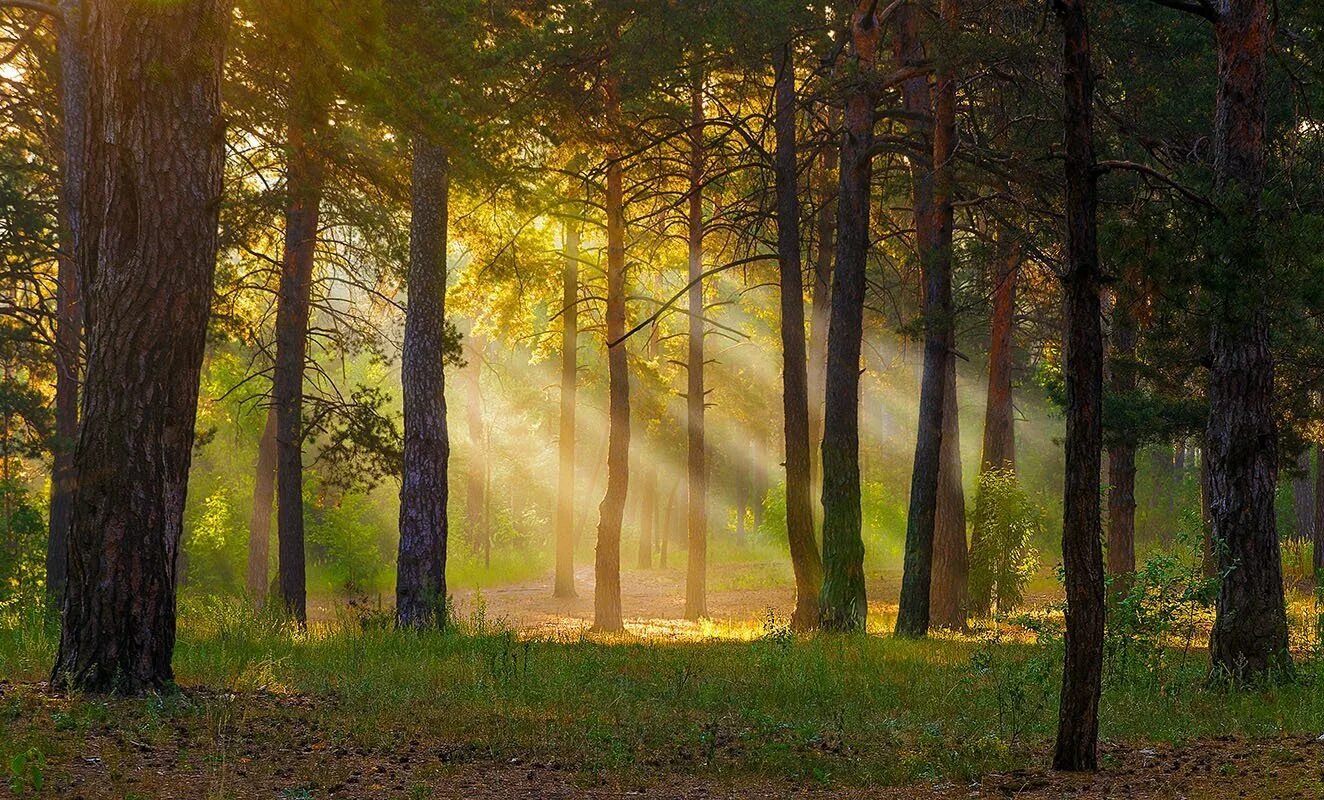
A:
[[1315, 443, 1324, 578], [554, 213, 580, 597], [1206, 0, 1289, 681], [981, 236, 1018, 473], [684, 80, 708, 621], [1052, 0, 1105, 771], [807, 108, 837, 534], [594, 94, 629, 632], [246, 409, 277, 604], [1106, 290, 1138, 585], [895, 3, 951, 638], [931, 355, 968, 629], [773, 43, 823, 631], [1292, 450, 1313, 543], [395, 138, 451, 630], [819, 1, 881, 633], [46, 0, 87, 611], [52, 0, 229, 694], [272, 103, 324, 625]]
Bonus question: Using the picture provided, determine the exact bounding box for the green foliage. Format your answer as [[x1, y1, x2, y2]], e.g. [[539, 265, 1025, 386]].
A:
[[969, 470, 1043, 617], [182, 487, 247, 594], [0, 481, 47, 618], [5, 747, 43, 794], [306, 491, 391, 597], [757, 480, 908, 563]]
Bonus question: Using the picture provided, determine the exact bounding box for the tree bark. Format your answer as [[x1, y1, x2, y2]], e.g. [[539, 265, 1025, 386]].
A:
[[980, 235, 1018, 473], [45, 0, 87, 611], [808, 108, 837, 535], [819, 0, 881, 633], [684, 78, 708, 621], [1106, 288, 1138, 585], [1051, 0, 1105, 771], [51, 0, 229, 694], [1315, 442, 1324, 579], [1292, 450, 1313, 543], [395, 137, 450, 629], [773, 42, 824, 630], [895, 1, 953, 638], [1206, 0, 1289, 681], [246, 409, 277, 605], [554, 211, 580, 597], [931, 353, 968, 628], [465, 335, 486, 557], [272, 99, 324, 625], [594, 82, 629, 632]]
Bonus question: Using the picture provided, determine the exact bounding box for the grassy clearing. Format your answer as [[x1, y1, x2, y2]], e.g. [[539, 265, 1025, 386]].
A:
[[3, 595, 1324, 794]]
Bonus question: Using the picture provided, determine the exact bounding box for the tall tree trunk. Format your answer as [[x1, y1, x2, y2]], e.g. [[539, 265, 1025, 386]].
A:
[[930, 356, 968, 628], [773, 42, 824, 630], [554, 211, 580, 597], [1052, 0, 1105, 771], [980, 235, 1018, 473], [1315, 442, 1324, 579], [1206, 0, 1289, 680], [660, 479, 676, 569], [1201, 442, 1216, 576], [594, 84, 630, 632], [396, 138, 451, 629], [1292, 450, 1313, 543], [1106, 288, 1138, 585], [684, 78, 708, 621], [808, 109, 837, 535], [52, 0, 229, 694], [465, 335, 486, 556], [895, 2, 952, 638], [46, 0, 87, 611], [819, 1, 881, 632], [272, 101, 324, 625], [924, 0, 967, 631], [246, 409, 277, 605]]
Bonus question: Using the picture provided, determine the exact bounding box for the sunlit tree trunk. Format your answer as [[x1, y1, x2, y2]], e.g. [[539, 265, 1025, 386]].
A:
[[1315, 442, 1324, 579], [1052, 0, 1105, 771], [1106, 287, 1138, 587], [246, 409, 277, 605], [981, 236, 1018, 475], [1206, 0, 1289, 681], [895, 2, 952, 638], [52, 0, 229, 694], [773, 41, 823, 630], [808, 108, 837, 535], [684, 77, 708, 621], [272, 97, 324, 625], [465, 335, 486, 557], [396, 137, 450, 629], [594, 81, 630, 632], [931, 355, 968, 629], [819, 1, 881, 633], [554, 210, 580, 597], [45, 0, 87, 611]]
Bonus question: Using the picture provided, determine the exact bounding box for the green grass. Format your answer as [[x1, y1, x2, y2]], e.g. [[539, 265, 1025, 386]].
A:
[[3, 599, 1324, 790]]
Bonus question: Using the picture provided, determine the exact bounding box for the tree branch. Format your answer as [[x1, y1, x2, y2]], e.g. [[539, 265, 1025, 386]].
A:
[[1144, 0, 1218, 23]]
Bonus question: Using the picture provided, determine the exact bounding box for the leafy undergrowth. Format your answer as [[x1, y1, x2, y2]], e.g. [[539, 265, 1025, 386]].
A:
[[3, 599, 1324, 797]]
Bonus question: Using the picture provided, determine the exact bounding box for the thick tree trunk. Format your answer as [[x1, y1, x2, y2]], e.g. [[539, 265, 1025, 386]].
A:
[[396, 138, 451, 629], [981, 235, 1018, 473], [246, 409, 277, 604], [272, 104, 324, 625], [465, 336, 486, 556], [807, 109, 837, 535], [594, 90, 630, 632], [1292, 450, 1313, 543], [1206, 0, 1289, 681], [1201, 443, 1216, 576], [1051, 0, 1105, 771], [51, 0, 229, 694], [1315, 442, 1324, 579], [684, 79, 708, 621], [46, 0, 87, 611], [819, 1, 881, 633], [1106, 289, 1138, 585], [773, 42, 824, 630], [554, 213, 580, 597], [931, 355, 968, 628], [895, 2, 952, 638]]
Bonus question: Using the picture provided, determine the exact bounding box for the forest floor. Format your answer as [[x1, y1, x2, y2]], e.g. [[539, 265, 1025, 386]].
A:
[[3, 563, 1323, 799]]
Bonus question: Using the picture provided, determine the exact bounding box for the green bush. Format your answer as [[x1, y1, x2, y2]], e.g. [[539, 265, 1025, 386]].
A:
[[0, 480, 47, 618], [968, 469, 1042, 618]]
